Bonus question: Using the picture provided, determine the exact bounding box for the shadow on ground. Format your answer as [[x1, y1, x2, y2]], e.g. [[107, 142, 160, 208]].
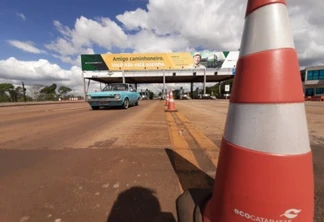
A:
[[90, 106, 139, 111], [164, 141, 324, 222], [107, 186, 176, 222], [165, 148, 215, 222], [165, 148, 214, 191]]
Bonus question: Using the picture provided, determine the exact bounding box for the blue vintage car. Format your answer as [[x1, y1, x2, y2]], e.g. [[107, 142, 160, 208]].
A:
[[86, 83, 141, 110]]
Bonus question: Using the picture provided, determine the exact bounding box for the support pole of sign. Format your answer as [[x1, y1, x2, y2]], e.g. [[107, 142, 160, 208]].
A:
[[122, 70, 125, 83], [163, 70, 166, 99], [82, 72, 87, 100], [203, 68, 206, 95]]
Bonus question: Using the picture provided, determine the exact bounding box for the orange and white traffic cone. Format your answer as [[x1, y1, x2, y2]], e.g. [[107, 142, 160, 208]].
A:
[[166, 89, 177, 112], [165, 91, 170, 106], [176, 1, 314, 222], [203, 1, 314, 221]]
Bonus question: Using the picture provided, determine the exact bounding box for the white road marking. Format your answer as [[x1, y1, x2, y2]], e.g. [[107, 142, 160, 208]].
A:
[[47, 106, 84, 112]]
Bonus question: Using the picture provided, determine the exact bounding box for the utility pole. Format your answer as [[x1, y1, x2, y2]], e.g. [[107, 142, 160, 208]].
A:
[[22, 81, 26, 102]]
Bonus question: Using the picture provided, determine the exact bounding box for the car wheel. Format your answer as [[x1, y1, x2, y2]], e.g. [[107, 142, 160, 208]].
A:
[[135, 99, 139, 106], [91, 106, 99, 110], [122, 98, 129, 109]]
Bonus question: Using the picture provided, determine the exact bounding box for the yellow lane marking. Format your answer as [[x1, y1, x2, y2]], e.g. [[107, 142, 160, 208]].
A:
[[165, 112, 202, 192], [165, 112, 200, 167], [175, 112, 220, 167]]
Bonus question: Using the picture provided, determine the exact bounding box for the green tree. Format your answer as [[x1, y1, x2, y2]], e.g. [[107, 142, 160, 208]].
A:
[[193, 87, 200, 99], [206, 78, 234, 98], [39, 83, 58, 101], [58, 86, 72, 99], [149, 91, 154, 100], [30, 84, 44, 101], [0, 83, 14, 102], [14, 86, 25, 102], [173, 89, 180, 99], [40, 83, 57, 94]]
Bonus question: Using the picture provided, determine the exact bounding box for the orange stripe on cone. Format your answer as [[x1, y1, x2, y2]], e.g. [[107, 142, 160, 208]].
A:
[[203, 139, 314, 222], [165, 93, 169, 106], [230, 48, 304, 103], [245, 0, 286, 16], [166, 89, 177, 112]]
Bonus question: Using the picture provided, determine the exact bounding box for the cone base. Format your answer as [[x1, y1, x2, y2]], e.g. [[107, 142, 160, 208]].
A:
[[165, 109, 178, 112], [203, 138, 314, 222], [176, 189, 212, 222], [203, 200, 212, 222]]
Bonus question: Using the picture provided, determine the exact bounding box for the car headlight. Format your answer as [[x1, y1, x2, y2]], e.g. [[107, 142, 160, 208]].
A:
[[114, 94, 121, 99], [87, 95, 91, 100]]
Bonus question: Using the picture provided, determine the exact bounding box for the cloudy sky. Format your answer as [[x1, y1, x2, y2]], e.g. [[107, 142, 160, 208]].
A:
[[0, 0, 323, 96]]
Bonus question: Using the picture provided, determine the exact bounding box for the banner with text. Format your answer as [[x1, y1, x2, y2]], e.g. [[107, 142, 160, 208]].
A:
[[81, 51, 239, 71]]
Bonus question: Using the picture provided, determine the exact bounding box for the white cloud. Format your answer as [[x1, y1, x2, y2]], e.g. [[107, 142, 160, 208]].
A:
[[52, 54, 82, 67], [0, 57, 83, 95], [45, 17, 128, 56], [43, 0, 324, 67], [2, 0, 324, 97], [129, 29, 191, 53], [45, 38, 80, 56], [8, 40, 46, 54], [116, 0, 246, 51], [45, 0, 245, 58], [16, 13, 26, 21], [116, 8, 149, 31], [287, 0, 324, 67]]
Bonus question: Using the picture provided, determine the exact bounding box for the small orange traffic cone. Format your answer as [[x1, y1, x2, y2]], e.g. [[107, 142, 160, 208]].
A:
[[166, 89, 177, 112], [164, 91, 170, 106]]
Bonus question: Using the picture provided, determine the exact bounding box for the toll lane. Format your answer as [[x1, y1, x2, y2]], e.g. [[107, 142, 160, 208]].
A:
[[0, 100, 180, 222]]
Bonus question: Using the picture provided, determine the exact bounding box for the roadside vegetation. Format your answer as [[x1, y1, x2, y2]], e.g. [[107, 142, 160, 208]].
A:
[[169, 79, 234, 99], [0, 78, 233, 103], [0, 83, 74, 103]]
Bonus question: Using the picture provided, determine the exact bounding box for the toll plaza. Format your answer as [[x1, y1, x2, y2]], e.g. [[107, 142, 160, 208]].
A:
[[80, 51, 239, 98]]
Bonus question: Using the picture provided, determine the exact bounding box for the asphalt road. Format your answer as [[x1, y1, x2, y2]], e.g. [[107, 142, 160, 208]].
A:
[[0, 100, 323, 222], [0, 101, 185, 222]]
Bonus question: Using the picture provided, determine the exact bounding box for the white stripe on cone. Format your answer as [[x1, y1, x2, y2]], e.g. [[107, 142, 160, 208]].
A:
[[240, 4, 294, 57], [224, 103, 310, 155]]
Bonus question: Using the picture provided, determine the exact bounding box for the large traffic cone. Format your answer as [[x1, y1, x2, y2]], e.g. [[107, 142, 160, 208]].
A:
[[202, 1, 314, 221], [176, 1, 314, 222], [166, 89, 177, 112]]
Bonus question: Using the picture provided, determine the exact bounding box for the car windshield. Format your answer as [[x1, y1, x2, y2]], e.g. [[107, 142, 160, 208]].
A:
[[103, 84, 128, 91]]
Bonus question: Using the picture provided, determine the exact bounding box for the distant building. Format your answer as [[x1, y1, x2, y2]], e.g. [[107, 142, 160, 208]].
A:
[[301, 65, 324, 97]]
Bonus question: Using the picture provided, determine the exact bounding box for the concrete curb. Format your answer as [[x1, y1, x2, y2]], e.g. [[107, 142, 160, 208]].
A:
[[0, 100, 86, 108]]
